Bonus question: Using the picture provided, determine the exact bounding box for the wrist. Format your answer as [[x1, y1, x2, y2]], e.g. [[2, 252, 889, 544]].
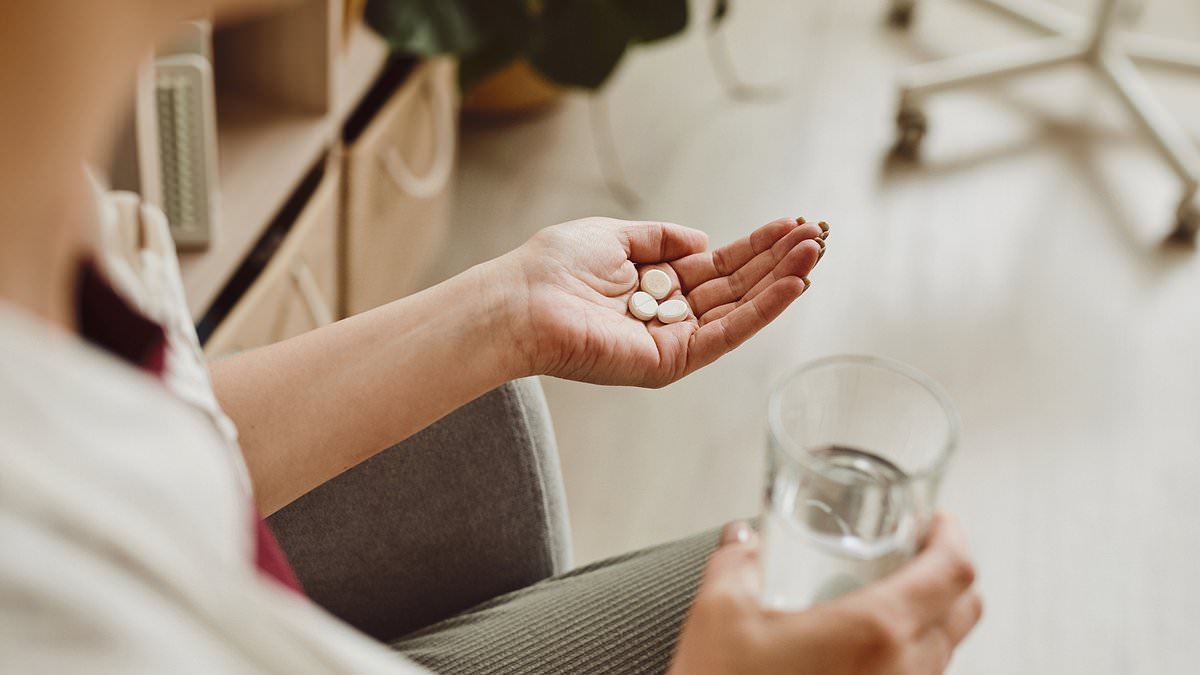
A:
[[462, 252, 537, 382]]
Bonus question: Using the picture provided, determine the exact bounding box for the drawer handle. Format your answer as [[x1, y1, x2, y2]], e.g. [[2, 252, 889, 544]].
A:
[[290, 262, 336, 328], [377, 66, 456, 200]]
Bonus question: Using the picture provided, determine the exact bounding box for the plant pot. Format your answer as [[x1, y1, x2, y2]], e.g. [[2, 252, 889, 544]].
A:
[[462, 61, 564, 119], [343, 0, 366, 48]]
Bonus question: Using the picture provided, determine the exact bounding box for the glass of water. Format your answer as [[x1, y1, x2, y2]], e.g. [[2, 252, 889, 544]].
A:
[[761, 355, 958, 610]]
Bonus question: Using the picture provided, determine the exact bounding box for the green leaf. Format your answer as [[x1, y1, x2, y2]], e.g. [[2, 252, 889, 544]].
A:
[[455, 0, 541, 87], [612, 0, 688, 43], [364, 0, 479, 55], [367, 0, 693, 90], [461, 0, 541, 39], [529, 1, 633, 89]]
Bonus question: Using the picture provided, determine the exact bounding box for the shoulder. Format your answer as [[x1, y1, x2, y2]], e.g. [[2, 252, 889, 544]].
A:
[[0, 304, 250, 569], [0, 305, 264, 669]]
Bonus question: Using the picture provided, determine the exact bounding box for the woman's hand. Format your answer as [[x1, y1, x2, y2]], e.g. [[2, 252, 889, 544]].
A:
[[496, 216, 826, 387], [668, 515, 983, 675]]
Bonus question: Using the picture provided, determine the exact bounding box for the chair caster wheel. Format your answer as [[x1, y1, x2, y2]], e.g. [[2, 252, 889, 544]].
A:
[[1169, 201, 1200, 244], [892, 108, 926, 159], [888, 3, 916, 28]]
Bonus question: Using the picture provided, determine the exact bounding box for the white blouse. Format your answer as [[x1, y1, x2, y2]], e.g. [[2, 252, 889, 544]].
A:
[[0, 185, 427, 673]]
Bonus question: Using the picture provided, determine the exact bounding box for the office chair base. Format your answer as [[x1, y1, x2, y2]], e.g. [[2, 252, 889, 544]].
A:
[[892, 0, 1200, 242], [892, 107, 928, 159], [1172, 196, 1200, 243], [889, 0, 918, 28]]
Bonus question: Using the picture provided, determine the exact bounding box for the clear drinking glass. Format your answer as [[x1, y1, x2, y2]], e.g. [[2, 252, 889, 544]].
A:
[[761, 355, 958, 610]]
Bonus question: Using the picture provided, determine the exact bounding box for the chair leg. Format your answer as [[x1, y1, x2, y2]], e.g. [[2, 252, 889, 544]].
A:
[[1099, 49, 1200, 242], [891, 0, 1200, 242], [892, 36, 1084, 159], [972, 0, 1080, 35], [1125, 33, 1200, 73], [899, 35, 1085, 100], [1099, 50, 1200, 191]]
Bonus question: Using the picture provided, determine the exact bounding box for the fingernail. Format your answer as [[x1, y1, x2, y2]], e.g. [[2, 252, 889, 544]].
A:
[[818, 221, 829, 239], [795, 216, 806, 225], [720, 521, 753, 546], [802, 276, 812, 290]]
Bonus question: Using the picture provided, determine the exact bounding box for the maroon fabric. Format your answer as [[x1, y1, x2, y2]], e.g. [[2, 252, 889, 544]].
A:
[[76, 261, 167, 376], [76, 259, 304, 594], [252, 513, 304, 593]]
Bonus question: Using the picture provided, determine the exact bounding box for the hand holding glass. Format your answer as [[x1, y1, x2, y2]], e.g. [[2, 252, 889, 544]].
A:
[[761, 355, 958, 610]]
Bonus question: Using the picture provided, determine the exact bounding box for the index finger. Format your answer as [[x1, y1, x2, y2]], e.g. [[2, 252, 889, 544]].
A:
[[685, 275, 807, 374], [875, 514, 977, 631], [619, 220, 709, 263], [672, 218, 800, 292]]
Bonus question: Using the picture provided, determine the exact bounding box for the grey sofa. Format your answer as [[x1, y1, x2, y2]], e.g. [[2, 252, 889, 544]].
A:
[[267, 377, 573, 642]]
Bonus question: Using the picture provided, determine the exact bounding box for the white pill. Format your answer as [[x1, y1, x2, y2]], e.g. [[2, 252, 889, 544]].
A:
[[640, 269, 672, 300], [656, 298, 690, 324], [628, 291, 659, 321]]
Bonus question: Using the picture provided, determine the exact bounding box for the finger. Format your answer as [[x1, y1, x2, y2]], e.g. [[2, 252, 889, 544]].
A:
[[700, 521, 763, 598], [719, 520, 760, 547], [688, 230, 821, 316], [731, 238, 822, 311], [698, 272, 811, 327], [697, 302, 736, 327], [687, 276, 806, 373], [940, 589, 984, 646], [698, 257, 813, 326], [672, 217, 800, 292], [620, 221, 709, 263], [906, 623, 956, 675], [876, 514, 977, 631], [904, 591, 982, 675]]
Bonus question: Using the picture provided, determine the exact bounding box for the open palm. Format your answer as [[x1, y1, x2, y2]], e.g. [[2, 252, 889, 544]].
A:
[[510, 217, 826, 387]]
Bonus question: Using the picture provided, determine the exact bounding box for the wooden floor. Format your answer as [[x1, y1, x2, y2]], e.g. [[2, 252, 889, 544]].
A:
[[425, 1, 1200, 673]]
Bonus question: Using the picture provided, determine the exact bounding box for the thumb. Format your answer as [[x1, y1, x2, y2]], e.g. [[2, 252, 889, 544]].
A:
[[719, 520, 758, 547], [699, 520, 763, 599], [668, 522, 763, 675], [619, 220, 710, 263]]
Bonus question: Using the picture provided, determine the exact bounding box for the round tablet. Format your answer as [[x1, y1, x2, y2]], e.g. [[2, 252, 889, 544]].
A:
[[639, 269, 672, 300], [627, 291, 659, 321], [656, 298, 690, 324]]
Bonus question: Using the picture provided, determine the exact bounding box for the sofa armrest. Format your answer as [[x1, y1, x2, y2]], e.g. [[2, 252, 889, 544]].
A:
[[267, 377, 572, 641]]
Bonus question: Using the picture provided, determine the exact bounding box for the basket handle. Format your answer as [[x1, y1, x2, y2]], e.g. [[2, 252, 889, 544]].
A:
[[377, 66, 456, 199], [290, 261, 335, 328]]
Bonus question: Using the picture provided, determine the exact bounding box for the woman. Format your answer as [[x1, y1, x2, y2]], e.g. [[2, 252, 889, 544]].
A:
[[0, 1, 981, 673]]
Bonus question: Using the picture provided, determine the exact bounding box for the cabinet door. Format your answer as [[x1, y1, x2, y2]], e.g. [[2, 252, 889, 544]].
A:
[[342, 58, 457, 316], [205, 162, 340, 357]]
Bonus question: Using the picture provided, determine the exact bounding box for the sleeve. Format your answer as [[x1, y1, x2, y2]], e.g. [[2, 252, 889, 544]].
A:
[[0, 410, 429, 675], [0, 507, 433, 675]]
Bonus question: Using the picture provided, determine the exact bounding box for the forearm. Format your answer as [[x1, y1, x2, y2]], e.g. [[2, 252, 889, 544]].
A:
[[211, 257, 527, 515]]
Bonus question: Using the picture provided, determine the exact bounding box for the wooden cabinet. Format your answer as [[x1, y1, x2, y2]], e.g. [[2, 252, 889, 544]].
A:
[[116, 4, 462, 348], [340, 58, 458, 316], [204, 162, 340, 357], [160, 1, 390, 319]]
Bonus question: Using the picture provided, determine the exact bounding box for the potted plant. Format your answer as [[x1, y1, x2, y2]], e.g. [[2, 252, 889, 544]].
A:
[[364, 0, 728, 115]]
